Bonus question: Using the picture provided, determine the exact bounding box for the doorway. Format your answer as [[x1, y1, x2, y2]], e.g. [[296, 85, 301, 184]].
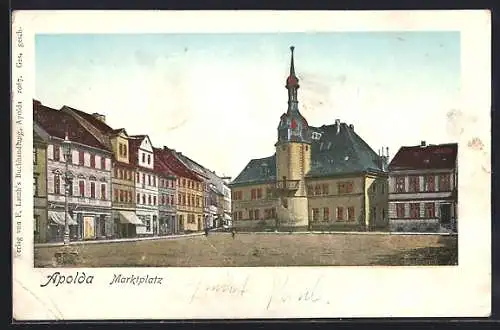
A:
[[440, 203, 451, 225]]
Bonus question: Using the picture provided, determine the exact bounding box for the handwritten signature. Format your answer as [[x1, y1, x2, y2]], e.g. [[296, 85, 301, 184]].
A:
[[266, 275, 330, 309], [190, 276, 249, 303]]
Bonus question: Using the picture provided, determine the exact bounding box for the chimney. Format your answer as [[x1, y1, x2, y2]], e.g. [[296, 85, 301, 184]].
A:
[[386, 147, 389, 158], [92, 113, 106, 123], [349, 124, 354, 131], [420, 140, 426, 147], [335, 119, 341, 134]]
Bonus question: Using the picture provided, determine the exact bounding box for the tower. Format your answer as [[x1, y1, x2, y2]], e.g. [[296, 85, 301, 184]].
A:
[[274, 46, 311, 230]]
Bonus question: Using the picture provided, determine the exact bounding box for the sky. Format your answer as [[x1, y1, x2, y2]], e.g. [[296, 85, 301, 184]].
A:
[[35, 32, 461, 179]]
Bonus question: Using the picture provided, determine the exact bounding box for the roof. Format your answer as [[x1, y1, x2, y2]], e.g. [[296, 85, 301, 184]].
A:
[[389, 143, 458, 171], [62, 106, 115, 134], [155, 147, 202, 181], [153, 148, 177, 178], [230, 155, 276, 186], [230, 121, 387, 186], [307, 122, 386, 178], [33, 102, 110, 151]]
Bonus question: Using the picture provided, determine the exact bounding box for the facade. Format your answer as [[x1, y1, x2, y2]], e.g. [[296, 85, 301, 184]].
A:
[[62, 107, 143, 238], [153, 147, 178, 235], [34, 101, 114, 242], [33, 128, 48, 243], [388, 141, 458, 233], [160, 147, 204, 232], [130, 135, 159, 236], [229, 47, 389, 232]]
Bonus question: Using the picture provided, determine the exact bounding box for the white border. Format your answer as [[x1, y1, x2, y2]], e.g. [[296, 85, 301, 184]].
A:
[[12, 10, 491, 320]]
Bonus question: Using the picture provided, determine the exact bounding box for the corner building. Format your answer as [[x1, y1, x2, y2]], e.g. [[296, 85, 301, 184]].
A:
[[230, 47, 389, 232]]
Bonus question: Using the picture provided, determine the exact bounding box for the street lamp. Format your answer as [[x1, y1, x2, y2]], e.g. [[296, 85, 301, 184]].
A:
[[61, 132, 73, 245]]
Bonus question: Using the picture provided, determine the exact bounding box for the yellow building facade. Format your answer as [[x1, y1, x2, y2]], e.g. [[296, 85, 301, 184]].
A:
[[230, 46, 389, 232], [176, 176, 204, 232]]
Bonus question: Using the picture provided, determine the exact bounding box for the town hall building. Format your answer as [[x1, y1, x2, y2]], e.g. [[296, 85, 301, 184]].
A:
[[229, 47, 389, 232]]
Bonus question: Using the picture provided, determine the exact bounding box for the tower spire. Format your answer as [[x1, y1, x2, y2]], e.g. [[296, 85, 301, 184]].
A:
[[286, 46, 300, 112]]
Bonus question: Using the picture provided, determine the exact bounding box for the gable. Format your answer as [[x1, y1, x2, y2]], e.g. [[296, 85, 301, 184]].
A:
[[139, 136, 153, 153]]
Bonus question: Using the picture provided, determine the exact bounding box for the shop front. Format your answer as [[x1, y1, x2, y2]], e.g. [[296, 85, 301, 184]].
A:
[[136, 211, 159, 236]]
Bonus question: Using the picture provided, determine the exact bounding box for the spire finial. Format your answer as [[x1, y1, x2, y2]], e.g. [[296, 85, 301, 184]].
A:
[[289, 46, 296, 76]]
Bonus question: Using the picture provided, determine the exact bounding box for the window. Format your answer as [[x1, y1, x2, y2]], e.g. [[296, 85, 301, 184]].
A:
[[119, 144, 123, 156], [312, 208, 319, 221], [170, 195, 174, 205], [322, 184, 329, 195], [395, 176, 405, 192], [145, 218, 151, 231], [101, 184, 106, 200], [347, 207, 355, 221], [147, 154, 151, 164], [90, 154, 96, 168], [53, 145, 60, 161], [79, 180, 85, 197], [187, 194, 191, 206], [182, 194, 186, 205], [114, 168, 118, 178], [424, 176, 435, 191], [410, 203, 420, 218], [33, 176, 38, 196], [153, 196, 157, 205], [323, 207, 329, 221], [142, 153, 145, 163], [148, 175, 151, 186], [251, 189, 256, 200], [54, 174, 61, 194], [148, 195, 152, 205], [123, 145, 127, 157], [249, 210, 254, 220], [409, 176, 420, 192], [33, 149, 37, 165], [137, 193, 140, 204], [101, 157, 106, 170], [336, 207, 344, 221], [271, 208, 276, 218], [372, 183, 377, 193], [119, 170, 123, 179], [142, 173, 145, 185], [115, 189, 119, 202], [314, 184, 321, 195], [254, 209, 260, 220], [136, 173, 140, 182], [153, 176, 156, 187], [182, 179, 186, 188], [257, 188, 262, 199], [424, 202, 435, 218], [128, 191, 132, 202], [396, 204, 405, 218], [119, 190, 124, 202], [90, 182, 96, 198], [307, 185, 313, 196], [142, 195, 146, 204], [338, 182, 353, 194], [439, 174, 451, 191]]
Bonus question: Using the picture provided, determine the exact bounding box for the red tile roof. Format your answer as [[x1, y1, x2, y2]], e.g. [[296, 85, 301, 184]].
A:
[[389, 143, 458, 170], [63, 106, 115, 134], [34, 101, 110, 151], [153, 148, 177, 178], [154, 147, 202, 181]]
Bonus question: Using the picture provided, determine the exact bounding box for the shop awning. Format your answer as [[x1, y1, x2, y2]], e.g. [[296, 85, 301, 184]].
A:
[[48, 211, 77, 226], [118, 211, 145, 226]]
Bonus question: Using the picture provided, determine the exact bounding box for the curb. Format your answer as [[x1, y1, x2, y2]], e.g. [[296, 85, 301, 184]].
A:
[[34, 232, 205, 248], [232, 231, 457, 236]]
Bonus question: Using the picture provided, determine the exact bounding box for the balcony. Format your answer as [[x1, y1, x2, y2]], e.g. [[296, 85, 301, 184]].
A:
[[274, 180, 300, 191]]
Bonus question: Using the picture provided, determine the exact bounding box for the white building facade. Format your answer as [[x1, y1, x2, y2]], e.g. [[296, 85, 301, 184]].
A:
[[131, 136, 159, 236]]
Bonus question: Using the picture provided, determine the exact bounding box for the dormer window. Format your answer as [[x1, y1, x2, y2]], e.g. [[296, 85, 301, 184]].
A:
[[311, 132, 322, 140]]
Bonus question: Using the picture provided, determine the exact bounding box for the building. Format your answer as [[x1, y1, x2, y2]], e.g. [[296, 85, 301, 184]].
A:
[[160, 147, 204, 232], [33, 128, 48, 243], [34, 101, 114, 242], [388, 141, 458, 233], [61, 107, 142, 238], [229, 47, 389, 232], [129, 135, 159, 236], [153, 147, 178, 235]]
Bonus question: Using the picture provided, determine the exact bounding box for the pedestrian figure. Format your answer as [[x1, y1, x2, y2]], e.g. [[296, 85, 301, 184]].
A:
[[231, 229, 236, 239], [204, 228, 209, 236]]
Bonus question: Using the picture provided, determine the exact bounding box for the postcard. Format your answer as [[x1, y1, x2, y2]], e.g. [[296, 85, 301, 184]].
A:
[[12, 10, 491, 320]]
